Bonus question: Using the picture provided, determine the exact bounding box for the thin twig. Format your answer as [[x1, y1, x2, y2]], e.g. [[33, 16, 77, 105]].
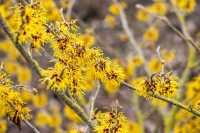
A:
[[122, 82, 200, 117], [60, 8, 66, 23], [135, 4, 200, 53], [23, 119, 40, 133], [113, 0, 150, 76], [0, 13, 94, 130], [84, 81, 100, 133], [66, 0, 76, 21], [156, 46, 165, 77], [44, 24, 62, 39]]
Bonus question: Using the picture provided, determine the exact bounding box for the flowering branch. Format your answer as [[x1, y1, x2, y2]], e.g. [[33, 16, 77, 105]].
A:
[[0, 13, 94, 130], [122, 82, 200, 117]]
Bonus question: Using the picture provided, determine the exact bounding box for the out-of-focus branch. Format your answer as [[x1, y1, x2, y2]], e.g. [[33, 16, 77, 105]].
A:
[[113, 0, 150, 76], [164, 1, 198, 132], [23, 119, 40, 133], [0, 13, 94, 130], [66, 0, 76, 21], [122, 82, 200, 117], [84, 81, 100, 133], [135, 4, 200, 53]]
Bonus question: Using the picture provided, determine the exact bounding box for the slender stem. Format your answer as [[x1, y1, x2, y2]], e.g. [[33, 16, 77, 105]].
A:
[[133, 93, 144, 133], [156, 46, 165, 77], [0, 13, 94, 130], [44, 24, 62, 39], [66, 0, 76, 21], [113, 0, 150, 76], [23, 119, 40, 133], [122, 82, 200, 117], [84, 81, 100, 133]]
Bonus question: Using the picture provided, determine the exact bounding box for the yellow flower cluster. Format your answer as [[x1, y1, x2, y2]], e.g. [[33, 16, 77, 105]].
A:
[[93, 107, 128, 133], [13, 1, 52, 53], [34, 6, 125, 96], [0, 68, 32, 128], [173, 0, 196, 13], [131, 72, 179, 99]]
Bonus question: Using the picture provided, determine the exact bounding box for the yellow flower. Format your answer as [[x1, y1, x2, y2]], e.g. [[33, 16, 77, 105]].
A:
[[33, 92, 47, 108], [193, 100, 200, 110], [3, 61, 20, 75], [150, 2, 167, 16], [108, 2, 126, 15], [131, 72, 179, 99], [125, 56, 136, 79], [143, 26, 159, 42], [136, 10, 150, 21], [105, 15, 116, 27], [173, 0, 196, 13], [94, 107, 128, 133], [0, 70, 32, 123], [41, 63, 68, 91], [43, 0, 62, 21], [79, 29, 95, 47], [104, 80, 120, 94], [68, 130, 79, 133], [12, 1, 50, 53], [186, 76, 200, 99], [64, 106, 82, 123], [35, 111, 51, 127], [161, 49, 175, 62], [148, 58, 162, 73], [0, 108, 6, 118], [127, 121, 141, 133], [17, 67, 32, 83], [0, 120, 7, 133], [48, 108, 62, 128], [132, 56, 144, 66], [21, 90, 33, 102]]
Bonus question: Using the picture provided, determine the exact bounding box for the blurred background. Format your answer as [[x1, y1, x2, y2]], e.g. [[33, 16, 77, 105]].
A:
[[0, 0, 200, 133]]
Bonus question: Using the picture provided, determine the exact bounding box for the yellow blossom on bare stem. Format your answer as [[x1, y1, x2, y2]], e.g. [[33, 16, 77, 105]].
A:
[[131, 72, 179, 99], [0, 69, 32, 129], [93, 104, 128, 133]]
